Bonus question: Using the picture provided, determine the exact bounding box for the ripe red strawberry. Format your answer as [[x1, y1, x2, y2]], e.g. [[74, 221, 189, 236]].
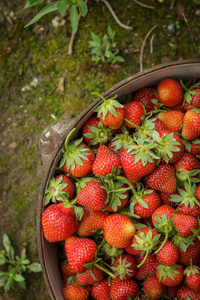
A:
[[60, 138, 95, 178], [110, 278, 139, 300], [182, 108, 200, 140], [62, 282, 90, 300], [178, 202, 200, 219], [77, 208, 107, 237], [154, 130, 184, 164], [131, 86, 158, 113], [92, 145, 121, 177], [196, 185, 200, 200], [183, 86, 200, 110], [106, 183, 129, 212], [184, 261, 200, 292], [166, 286, 179, 298], [184, 139, 200, 156], [178, 238, 200, 266], [61, 261, 77, 283], [103, 214, 136, 248], [157, 110, 184, 132], [134, 253, 159, 280], [131, 188, 161, 218], [152, 204, 177, 225], [112, 254, 137, 280], [42, 203, 78, 243], [94, 93, 125, 130], [44, 175, 75, 205], [123, 101, 145, 128], [64, 236, 98, 273], [76, 265, 104, 286], [91, 278, 111, 300], [77, 180, 107, 211], [146, 163, 177, 194], [156, 240, 179, 266], [143, 275, 166, 299], [176, 285, 200, 300], [172, 214, 199, 238], [156, 263, 184, 287], [152, 117, 168, 131], [82, 115, 113, 147], [173, 153, 200, 183], [121, 147, 156, 183], [158, 191, 177, 207], [157, 78, 183, 107]]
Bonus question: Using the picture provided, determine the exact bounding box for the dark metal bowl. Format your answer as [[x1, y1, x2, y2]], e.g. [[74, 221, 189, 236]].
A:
[[37, 59, 200, 300]]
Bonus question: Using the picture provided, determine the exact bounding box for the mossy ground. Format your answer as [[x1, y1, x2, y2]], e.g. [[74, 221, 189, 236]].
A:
[[0, 0, 200, 299]]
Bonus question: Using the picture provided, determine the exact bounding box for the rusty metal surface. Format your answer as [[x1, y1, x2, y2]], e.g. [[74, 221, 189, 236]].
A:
[[37, 59, 200, 300]]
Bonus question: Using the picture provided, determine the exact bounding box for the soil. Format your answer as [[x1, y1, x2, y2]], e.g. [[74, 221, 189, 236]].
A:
[[0, 0, 200, 299]]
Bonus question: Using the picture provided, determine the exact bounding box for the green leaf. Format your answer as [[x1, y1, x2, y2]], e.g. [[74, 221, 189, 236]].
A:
[[28, 262, 42, 272], [4, 277, 14, 292], [13, 274, 25, 282], [70, 5, 79, 34], [57, 0, 69, 16], [24, 2, 58, 27], [116, 56, 125, 62], [3, 234, 12, 256], [77, 0, 88, 17], [24, 0, 45, 9]]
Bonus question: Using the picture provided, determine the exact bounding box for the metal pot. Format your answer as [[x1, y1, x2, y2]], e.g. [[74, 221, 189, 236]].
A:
[[37, 59, 200, 300]]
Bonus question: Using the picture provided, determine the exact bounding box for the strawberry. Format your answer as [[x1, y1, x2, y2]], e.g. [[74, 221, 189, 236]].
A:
[[62, 282, 90, 300], [143, 275, 166, 299], [184, 260, 200, 292], [157, 78, 183, 107], [77, 180, 107, 211], [153, 130, 184, 164], [176, 285, 200, 300], [110, 277, 139, 300], [130, 188, 161, 219], [61, 261, 77, 283], [90, 278, 111, 300], [76, 265, 104, 286], [82, 115, 113, 147], [42, 203, 78, 243], [156, 240, 179, 266], [173, 153, 200, 183], [196, 185, 200, 200], [134, 252, 159, 280], [183, 84, 200, 110], [103, 214, 136, 248], [106, 183, 129, 212], [153, 117, 168, 131], [64, 236, 98, 273], [92, 145, 121, 177], [131, 86, 158, 113], [146, 163, 177, 194], [120, 141, 157, 183], [156, 263, 184, 287], [60, 135, 95, 178], [172, 214, 199, 238], [44, 175, 75, 205], [157, 110, 184, 132], [166, 286, 179, 298], [181, 108, 200, 140], [112, 254, 137, 280], [184, 139, 200, 156], [178, 238, 200, 266], [94, 93, 124, 130], [77, 208, 107, 237], [123, 100, 145, 128], [158, 191, 177, 207]]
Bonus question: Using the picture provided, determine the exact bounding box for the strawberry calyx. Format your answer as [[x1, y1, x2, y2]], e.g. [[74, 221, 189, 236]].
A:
[[175, 166, 200, 184], [83, 120, 114, 146], [180, 79, 200, 106], [93, 92, 124, 120], [152, 130, 181, 164], [110, 125, 135, 151], [44, 175, 69, 205], [129, 182, 154, 213], [134, 116, 157, 139], [84, 258, 115, 279], [153, 213, 175, 254], [184, 258, 200, 277], [98, 241, 124, 264], [111, 256, 134, 280], [156, 264, 183, 282], [131, 228, 161, 268]]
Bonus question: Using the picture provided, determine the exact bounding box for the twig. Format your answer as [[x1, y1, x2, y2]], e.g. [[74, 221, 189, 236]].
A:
[[150, 34, 155, 54], [140, 25, 157, 72], [68, 0, 88, 55], [170, 0, 175, 10], [133, 0, 154, 9], [182, 13, 197, 52], [100, 0, 133, 30]]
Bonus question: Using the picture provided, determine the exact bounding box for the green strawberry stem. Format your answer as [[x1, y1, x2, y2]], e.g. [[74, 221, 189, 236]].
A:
[[182, 169, 192, 196], [71, 198, 77, 205], [108, 187, 133, 193], [93, 262, 115, 278], [145, 108, 170, 115], [137, 250, 149, 268], [92, 92, 109, 105], [123, 118, 141, 129], [102, 180, 115, 211], [154, 231, 169, 254], [116, 176, 138, 197], [64, 128, 76, 149]]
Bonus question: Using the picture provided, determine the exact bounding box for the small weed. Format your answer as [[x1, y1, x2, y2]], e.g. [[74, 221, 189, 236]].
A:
[[88, 25, 125, 64], [0, 234, 41, 292]]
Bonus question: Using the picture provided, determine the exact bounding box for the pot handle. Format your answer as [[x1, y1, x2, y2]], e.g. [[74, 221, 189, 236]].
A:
[[39, 117, 79, 172]]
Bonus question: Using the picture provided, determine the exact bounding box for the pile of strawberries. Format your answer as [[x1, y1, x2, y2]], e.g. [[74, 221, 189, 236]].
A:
[[42, 77, 200, 300]]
